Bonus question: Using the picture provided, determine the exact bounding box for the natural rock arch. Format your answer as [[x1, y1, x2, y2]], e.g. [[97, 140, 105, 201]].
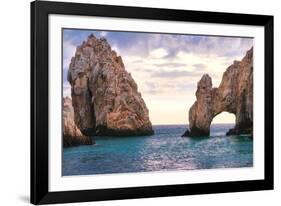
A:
[[182, 47, 253, 137]]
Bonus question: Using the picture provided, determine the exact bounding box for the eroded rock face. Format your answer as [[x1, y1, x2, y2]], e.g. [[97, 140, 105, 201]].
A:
[[182, 47, 253, 137], [63, 97, 93, 147], [68, 35, 153, 136]]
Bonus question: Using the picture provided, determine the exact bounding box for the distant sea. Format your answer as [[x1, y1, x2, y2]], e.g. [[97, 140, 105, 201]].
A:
[[62, 124, 253, 176]]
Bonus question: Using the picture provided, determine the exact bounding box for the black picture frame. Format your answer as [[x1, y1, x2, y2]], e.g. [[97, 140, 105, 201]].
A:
[[31, 0, 274, 204]]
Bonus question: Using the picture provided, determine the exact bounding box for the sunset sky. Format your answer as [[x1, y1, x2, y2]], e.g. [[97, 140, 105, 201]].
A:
[[63, 29, 253, 125]]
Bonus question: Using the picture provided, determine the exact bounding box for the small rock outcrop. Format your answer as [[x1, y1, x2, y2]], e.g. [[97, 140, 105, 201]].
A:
[[67, 35, 154, 136], [182, 47, 253, 137], [63, 97, 93, 147]]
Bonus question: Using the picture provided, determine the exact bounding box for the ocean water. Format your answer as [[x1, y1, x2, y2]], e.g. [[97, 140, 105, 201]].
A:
[[62, 124, 253, 176]]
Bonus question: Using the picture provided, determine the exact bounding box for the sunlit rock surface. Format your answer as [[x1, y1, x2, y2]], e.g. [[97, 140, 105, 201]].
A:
[[68, 35, 154, 136], [182, 47, 253, 137]]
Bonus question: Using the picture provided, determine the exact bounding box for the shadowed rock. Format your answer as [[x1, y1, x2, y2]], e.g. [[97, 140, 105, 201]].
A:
[[67, 35, 154, 136], [182, 47, 253, 137], [63, 97, 93, 147]]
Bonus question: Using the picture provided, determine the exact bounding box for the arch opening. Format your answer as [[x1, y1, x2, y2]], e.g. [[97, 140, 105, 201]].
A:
[[210, 112, 236, 136]]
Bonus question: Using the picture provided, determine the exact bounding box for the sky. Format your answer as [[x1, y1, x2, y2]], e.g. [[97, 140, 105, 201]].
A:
[[63, 29, 253, 125]]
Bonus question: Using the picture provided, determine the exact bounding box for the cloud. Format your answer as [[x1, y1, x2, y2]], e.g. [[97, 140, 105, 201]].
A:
[[111, 44, 120, 54], [154, 62, 187, 68], [176, 83, 196, 91], [143, 81, 163, 95], [150, 70, 200, 78], [100, 31, 108, 37], [193, 63, 207, 71], [63, 82, 71, 97], [118, 33, 252, 59], [63, 39, 76, 70], [142, 80, 197, 96], [149, 48, 168, 58], [143, 81, 176, 94]]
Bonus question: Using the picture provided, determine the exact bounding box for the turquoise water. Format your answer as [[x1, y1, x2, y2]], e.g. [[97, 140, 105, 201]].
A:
[[62, 124, 253, 176]]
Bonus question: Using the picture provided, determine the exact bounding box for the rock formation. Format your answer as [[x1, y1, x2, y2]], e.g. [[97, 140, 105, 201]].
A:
[[67, 34, 154, 136], [182, 47, 253, 137], [63, 97, 93, 147]]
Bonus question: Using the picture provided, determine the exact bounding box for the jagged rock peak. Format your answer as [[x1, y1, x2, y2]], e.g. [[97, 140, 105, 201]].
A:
[[67, 35, 154, 136], [182, 47, 253, 137], [62, 97, 93, 147]]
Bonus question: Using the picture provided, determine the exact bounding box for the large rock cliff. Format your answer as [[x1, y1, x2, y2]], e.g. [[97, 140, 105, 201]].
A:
[[63, 97, 93, 147], [67, 34, 154, 136], [182, 47, 253, 137]]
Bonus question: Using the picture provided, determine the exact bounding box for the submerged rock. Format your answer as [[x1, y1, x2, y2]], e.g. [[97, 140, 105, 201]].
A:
[[182, 47, 253, 137], [63, 97, 93, 147], [68, 35, 153, 136]]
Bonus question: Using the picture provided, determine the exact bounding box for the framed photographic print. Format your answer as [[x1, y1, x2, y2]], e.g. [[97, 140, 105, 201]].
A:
[[31, 0, 274, 204]]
